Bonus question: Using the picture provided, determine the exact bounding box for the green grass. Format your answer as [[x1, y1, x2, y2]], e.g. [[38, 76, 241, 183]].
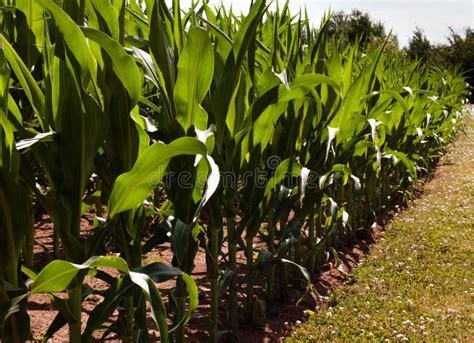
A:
[[288, 118, 474, 342]]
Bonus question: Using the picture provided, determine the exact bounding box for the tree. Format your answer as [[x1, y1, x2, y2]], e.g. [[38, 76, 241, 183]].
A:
[[425, 27, 474, 101], [446, 28, 474, 100], [406, 27, 432, 61], [328, 9, 398, 49]]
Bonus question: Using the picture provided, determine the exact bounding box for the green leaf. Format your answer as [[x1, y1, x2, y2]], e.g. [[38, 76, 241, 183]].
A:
[[81, 27, 142, 107], [148, 0, 177, 118], [0, 169, 32, 284], [264, 159, 302, 200], [163, 272, 199, 335], [145, 277, 169, 342], [15, 0, 45, 65], [174, 27, 214, 131], [108, 137, 208, 218], [30, 256, 131, 294], [0, 35, 45, 128], [29, 260, 80, 294], [89, 0, 120, 40], [83, 262, 193, 341], [36, 0, 89, 78], [214, 0, 267, 146]]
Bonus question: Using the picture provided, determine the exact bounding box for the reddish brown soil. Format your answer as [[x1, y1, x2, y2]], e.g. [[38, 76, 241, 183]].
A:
[[28, 206, 400, 342]]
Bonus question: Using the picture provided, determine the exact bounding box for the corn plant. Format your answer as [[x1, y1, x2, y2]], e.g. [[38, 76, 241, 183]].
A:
[[0, 0, 469, 342]]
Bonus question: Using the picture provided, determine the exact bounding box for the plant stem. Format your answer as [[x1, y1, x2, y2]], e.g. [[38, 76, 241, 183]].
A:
[[307, 206, 316, 275], [209, 225, 220, 343], [245, 235, 254, 322], [174, 276, 187, 343], [68, 284, 83, 343], [266, 209, 276, 306], [23, 220, 34, 269], [227, 216, 238, 338], [78, 0, 86, 25], [279, 219, 288, 301]]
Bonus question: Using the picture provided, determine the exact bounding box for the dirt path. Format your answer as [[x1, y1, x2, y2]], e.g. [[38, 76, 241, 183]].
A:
[[288, 109, 474, 341]]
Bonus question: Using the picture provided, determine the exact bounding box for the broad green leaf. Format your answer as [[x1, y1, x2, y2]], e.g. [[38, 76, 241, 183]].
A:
[[0, 170, 32, 285], [264, 159, 302, 200], [89, 0, 120, 40], [15, 0, 45, 65], [29, 260, 79, 294], [145, 277, 169, 342], [83, 262, 194, 341], [36, 0, 89, 78], [0, 35, 45, 128], [384, 149, 417, 178], [148, 0, 177, 118], [82, 278, 135, 338], [174, 27, 214, 131], [108, 137, 208, 218], [82, 27, 142, 107], [30, 256, 134, 294], [214, 0, 267, 146], [168, 273, 199, 333], [0, 47, 14, 154]]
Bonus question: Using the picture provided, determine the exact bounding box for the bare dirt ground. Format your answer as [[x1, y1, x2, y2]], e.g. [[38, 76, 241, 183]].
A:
[[28, 214, 386, 342]]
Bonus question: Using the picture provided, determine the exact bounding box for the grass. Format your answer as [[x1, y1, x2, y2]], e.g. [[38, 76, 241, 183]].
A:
[[288, 115, 474, 342]]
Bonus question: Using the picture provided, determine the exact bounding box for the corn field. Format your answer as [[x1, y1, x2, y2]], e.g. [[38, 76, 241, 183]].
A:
[[0, 0, 469, 342]]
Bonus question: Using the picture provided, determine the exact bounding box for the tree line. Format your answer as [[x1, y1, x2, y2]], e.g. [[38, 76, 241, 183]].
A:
[[329, 10, 473, 100]]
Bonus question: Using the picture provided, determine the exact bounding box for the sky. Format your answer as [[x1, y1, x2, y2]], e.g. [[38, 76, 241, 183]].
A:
[[178, 0, 474, 47]]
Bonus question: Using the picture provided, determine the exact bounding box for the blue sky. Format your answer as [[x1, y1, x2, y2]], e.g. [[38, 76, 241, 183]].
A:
[[178, 0, 474, 47]]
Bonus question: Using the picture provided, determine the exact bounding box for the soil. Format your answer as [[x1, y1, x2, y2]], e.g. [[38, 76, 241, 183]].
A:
[[27, 203, 396, 342]]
